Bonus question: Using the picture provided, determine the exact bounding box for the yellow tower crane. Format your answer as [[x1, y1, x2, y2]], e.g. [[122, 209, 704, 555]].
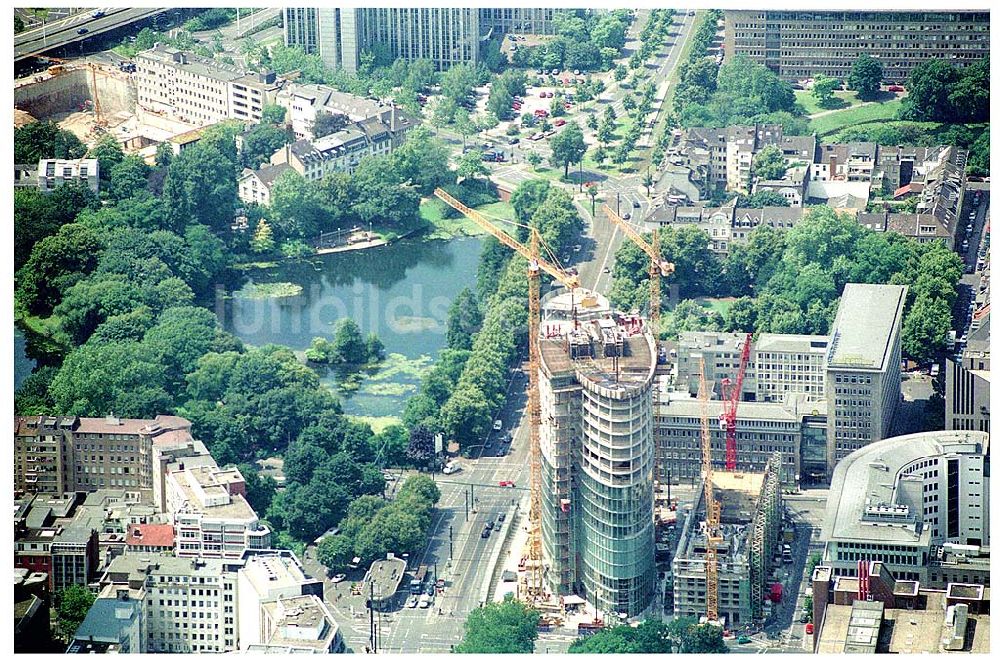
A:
[[698, 357, 723, 623], [433, 187, 580, 601], [601, 204, 675, 333]]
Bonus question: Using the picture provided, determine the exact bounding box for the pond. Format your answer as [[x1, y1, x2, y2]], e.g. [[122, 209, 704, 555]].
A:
[[220, 236, 484, 428]]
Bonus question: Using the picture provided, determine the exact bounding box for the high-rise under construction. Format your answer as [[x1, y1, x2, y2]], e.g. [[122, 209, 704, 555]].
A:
[[537, 289, 658, 618]]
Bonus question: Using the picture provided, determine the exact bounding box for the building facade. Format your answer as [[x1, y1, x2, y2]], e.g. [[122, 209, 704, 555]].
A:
[[538, 290, 658, 618], [37, 158, 99, 193], [945, 313, 990, 432], [284, 8, 479, 73], [723, 10, 990, 83], [824, 284, 907, 470], [821, 430, 990, 584]]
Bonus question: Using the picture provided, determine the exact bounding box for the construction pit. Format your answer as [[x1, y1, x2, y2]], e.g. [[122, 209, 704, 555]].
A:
[[671, 453, 784, 629]]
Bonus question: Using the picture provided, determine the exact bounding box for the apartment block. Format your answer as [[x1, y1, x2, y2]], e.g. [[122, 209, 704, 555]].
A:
[[67, 592, 146, 654], [236, 552, 324, 650], [821, 430, 990, 585], [37, 158, 99, 193], [269, 120, 393, 180], [135, 45, 281, 126], [825, 284, 907, 470], [14, 414, 192, 495], [274, 82, 418, 142], [723, 10, 990, 83], [246, 595, 344, 653]]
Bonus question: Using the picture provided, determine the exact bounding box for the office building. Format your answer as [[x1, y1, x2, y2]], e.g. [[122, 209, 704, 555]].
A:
[[825, 284, 907, 469], [537, 289, 658, 618], [36, 158, 99, 193], [671, 456, 783, 626], [237, 552, 324, 649], [14, 413, 193, 495], [248, 595, 344, 653], [135, 45, 282, 126], [946, 313, 990, 432], [102, 552, 234, 653], [283, 8, 479, 73], [812, 563, 990, 653], [723, 10, 990, 83], [821, 430, 989, 585]]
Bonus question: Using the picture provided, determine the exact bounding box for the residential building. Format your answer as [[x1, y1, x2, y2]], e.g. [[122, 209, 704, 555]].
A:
[[237, 163, 292, 206], [14, 413, 193, 495], [268, 115, 400, 180], [723, 10, 990, 83], [237, 551, 324, 650], [51, 518, 101, 591], [36, 158, 99, 193], [101, 552, 235, 653], [811, 142, 878, 184], [125, 524, 176, 554], [14, 162, 37, 188], [672, 457, 783, 625], [275, 81, 417, 141], [752, 163, 811, 207], [820, 430, 990, 585], [136, 45, 282, 126], [825, 283, 907, 470], [248, 595, 344, 653], [67, 591, 146, 654], [945, 314, 990, 433], [537, 289, 658, 618], [284, 8, 479, 73]]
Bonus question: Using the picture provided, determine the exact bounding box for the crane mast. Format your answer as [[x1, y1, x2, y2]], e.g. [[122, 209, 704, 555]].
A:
[[433, 188, 579, 601], [602, 204, 674, 331], [719, 333, 752, 471], [699, 357, 722, 622]]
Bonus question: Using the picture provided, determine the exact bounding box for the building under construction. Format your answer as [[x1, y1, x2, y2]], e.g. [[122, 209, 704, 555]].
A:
[[671, 452, 784, 626], [537, 289, 658, 618]]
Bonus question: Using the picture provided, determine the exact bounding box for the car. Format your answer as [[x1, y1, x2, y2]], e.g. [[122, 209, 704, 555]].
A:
[[419, 594, 432, 608], [77, 27, 89, 35], [500, 433, 512, 444], [530, 132, 544, 141], [564, 102, 572, 109], [442, 462, 461, 475], [435, 578, 446, 590], [544, 130, 556, 137], [551, 69, 560, 75], [688, 10, 696, 16], [554, 119, 566, 127], [407, 596, 419, 608], [330, 573, 347, 583], [573, 69, 581, 76], [508, 137, 520, 145], [425, 583, 435, 597], [497, 512, 507, 524], [93, 11, 106, 18], [622, 213, 631, 220], [383, 471, 396, 481], [632, 201, 641, 208], [499, 480, 516, 487], [493, 419, 502, 430], [481, 527, 491, 538], [602, 267, 611, 274], [737, 636, 752, 645], [887, 85, 905, 93]]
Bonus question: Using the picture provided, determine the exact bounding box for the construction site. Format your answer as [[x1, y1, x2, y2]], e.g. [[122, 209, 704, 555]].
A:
[[671, 452, 784, 628]]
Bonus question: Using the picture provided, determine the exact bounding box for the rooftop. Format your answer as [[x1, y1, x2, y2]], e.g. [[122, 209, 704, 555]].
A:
[[104, 551, 225, 580], [259, 595, 338, 651], [124, 524, 175, 548], [241, 552, 314, 594], [823, 430, 989, 545], [826, 283, 907, 370], [69, 597, 141, 651]]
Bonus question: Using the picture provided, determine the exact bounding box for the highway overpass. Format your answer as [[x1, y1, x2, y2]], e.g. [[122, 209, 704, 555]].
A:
[[15, 7, 170, 62]]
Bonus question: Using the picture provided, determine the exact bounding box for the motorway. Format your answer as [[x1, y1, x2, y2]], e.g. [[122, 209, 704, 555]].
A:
[[14, 7, 167, 61]]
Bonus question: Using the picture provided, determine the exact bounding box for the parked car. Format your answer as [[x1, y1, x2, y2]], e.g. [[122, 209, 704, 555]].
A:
[[435, 578, 446, 590], [407, 595, 419, 608], [622, 213, 632, 220], [418, 594, 432, 608], [497, 512, 507, 524], [887, 85, 905, 92], [508, 137, 520, 145], [93, 10, 106, 18], [632, 200, 641, 208], [530, 132, 545, 141], [494, 419, 503, 430], [554, 119, 566, 127], [443, 461, 461, 475], [499, 480, 516, 487], [331, 573, 347, 583]]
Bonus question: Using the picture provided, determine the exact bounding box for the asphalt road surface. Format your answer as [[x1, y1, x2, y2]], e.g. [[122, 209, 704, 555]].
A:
[[15, 7, 166, 60]]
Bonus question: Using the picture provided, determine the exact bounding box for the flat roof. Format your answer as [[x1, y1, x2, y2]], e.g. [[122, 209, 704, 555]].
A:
[[753, 333, 829, 354], [105, 551, 225, 578], [241, 553, 312, 593], [823, 430, 989, 544], [260, 595, 337, 650], [826, 284, 907, 371]]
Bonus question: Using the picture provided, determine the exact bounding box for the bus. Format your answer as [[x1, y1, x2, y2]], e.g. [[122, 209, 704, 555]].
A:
[[410, 565, 428, 594]]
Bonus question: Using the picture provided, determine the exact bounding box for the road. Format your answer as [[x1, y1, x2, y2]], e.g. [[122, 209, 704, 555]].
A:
[[14, 7, 167, 61]]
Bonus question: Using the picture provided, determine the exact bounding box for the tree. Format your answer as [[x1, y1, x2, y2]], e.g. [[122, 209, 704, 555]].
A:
[[238, 463, 277, 515], [901, 295, 951, 364], [453, 108, 476, 150], [848, 54, 884, 101], [163, 133, 238, 233], [268, 170, 328, 239], [458, 150, 489, 181], [669, 617, 729, 653], [510, 179, 551, 225], [746, 190, 790, 208], [242, 122, 290, 168], [312, 110, 348, 138], [108, 155, 150, 201], [57, 585, 96, 640], [751, 145, 787, 182], [812, 75, 841, 108], [90, 134, 126, 183], [250, 219, 275, 254], [454, 597, 540, 653], [549, 122, 587, 178], [587, 184, 600, 216], [614, 63, 628, 81], [14, 120, 86, 164], [317, 533, 354, 571], [525, 151, 542, 170], [587, 113, 599, 131], [570, 619, 674, 653], [446, 287, 482, 350], [332, 318, 368, 364], [642, 171, 655, 197], [261, 103, 287, 126], [900, 58, 960, 122], [406, 424, 436, 466]]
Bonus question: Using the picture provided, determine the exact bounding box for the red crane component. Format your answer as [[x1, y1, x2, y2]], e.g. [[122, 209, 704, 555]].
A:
[[719, 333, 752, 471]]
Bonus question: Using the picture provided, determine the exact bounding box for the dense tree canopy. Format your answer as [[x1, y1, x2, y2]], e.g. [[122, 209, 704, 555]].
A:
[[454, 597, 540, 653], [848, 54, 884, 100]]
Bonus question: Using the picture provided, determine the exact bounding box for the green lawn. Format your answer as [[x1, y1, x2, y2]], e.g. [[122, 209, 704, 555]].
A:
[[694, 297, 735, 319], [418, 197, 517, 240], [794, 89, 864, 116], [808, 98, 904, 137]]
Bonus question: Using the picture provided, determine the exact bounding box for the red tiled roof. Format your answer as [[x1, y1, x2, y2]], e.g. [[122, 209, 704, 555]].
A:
[[125, 524, 175, 548]]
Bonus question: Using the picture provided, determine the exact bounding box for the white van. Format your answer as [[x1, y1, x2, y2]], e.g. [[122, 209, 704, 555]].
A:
[[443, 461, 461, 475], [418, 593, 432, 608]]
